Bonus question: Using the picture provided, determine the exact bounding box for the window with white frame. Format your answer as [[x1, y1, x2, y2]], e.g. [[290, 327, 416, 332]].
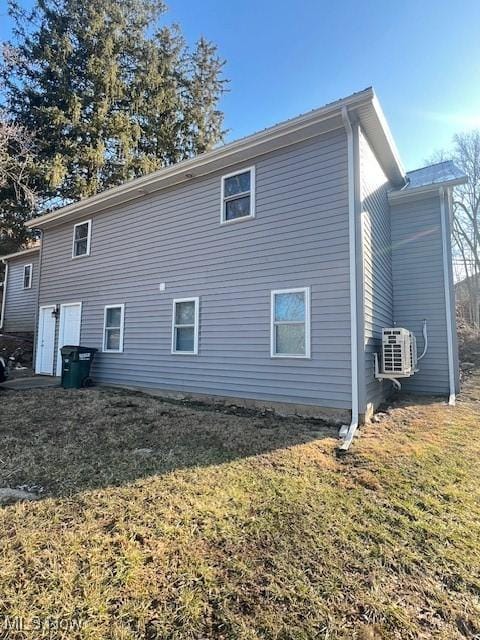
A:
[[72, 220, 91, 257], [221, 167, 255, 223], [172, 298, 199, 354], [271, 287, 310, 358], [103, 304, 125, 352], [23, 264, 33, 289]]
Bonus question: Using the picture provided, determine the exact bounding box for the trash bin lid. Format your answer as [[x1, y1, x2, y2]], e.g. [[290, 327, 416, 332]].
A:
[[60, 345, 79, 355], [78, 346, 98, 355], [61, 345, 98, 354]]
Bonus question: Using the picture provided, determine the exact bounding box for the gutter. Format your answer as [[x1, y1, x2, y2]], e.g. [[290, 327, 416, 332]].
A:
[[0, 260, 8, 330], [338, 106, 359, 451], [25, 87, 406, 230], [26, 91, 371, 229], [0, 246, 41, 261], [388, 177, 467, 203], [439, 187, 456, 406]]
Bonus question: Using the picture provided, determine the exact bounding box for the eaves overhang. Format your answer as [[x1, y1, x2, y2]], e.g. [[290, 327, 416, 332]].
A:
[[388, 176, 468, 204], [0, 246, 41, 261], [27, 87, 406, 230]]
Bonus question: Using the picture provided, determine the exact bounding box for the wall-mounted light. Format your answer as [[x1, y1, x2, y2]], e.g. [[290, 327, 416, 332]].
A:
[[51, 305, 60, 319]]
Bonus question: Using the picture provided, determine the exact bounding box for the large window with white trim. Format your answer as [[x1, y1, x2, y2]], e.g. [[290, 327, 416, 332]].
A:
[[221, 167, 255, 223], [23, 263, 33, 289], [72, 220, 91, 258], [103, 304, 125, 353], [172, 298, 199, 355], [271, 287, 311, 358]]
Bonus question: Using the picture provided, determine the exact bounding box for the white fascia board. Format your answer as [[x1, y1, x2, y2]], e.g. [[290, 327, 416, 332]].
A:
[[26, 89, 378, 230], [371, 93, 406, 181], [0, 246, 41, 261], [388, 176, 468, 203]]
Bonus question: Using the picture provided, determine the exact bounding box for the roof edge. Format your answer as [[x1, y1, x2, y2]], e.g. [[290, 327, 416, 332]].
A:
[[0, 246, 41, 261], [371, 92, 406, 180], [26, 87, 406, 229], [388, 176, 467, 203], [27, 88, 374, 229]]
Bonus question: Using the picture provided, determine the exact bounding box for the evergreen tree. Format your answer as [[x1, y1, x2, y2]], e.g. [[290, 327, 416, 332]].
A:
[[1, 0, 226, 211], [0, 115, 37, 254]]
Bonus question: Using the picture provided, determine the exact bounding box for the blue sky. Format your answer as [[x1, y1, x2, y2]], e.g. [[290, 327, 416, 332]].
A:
[[1, 0, 479, 170]]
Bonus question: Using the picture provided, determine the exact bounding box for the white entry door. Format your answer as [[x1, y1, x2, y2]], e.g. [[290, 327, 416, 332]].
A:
[[35, 305, 57, 375], [56, 302, 82, 375]]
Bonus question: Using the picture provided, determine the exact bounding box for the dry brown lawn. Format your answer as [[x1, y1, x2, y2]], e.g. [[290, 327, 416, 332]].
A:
[[0, 363, 479, 639]]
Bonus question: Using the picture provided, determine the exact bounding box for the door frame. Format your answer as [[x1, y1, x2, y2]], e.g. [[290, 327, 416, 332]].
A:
[[56, 301, 83, 376], [35, 304, 57, 375]]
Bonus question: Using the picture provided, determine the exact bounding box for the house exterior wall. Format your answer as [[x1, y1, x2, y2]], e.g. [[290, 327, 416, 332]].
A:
[[2, 252, 39, 334], [39, 129, 353, 413], [359, 128, 393, 412], [390, 192, 459, 394]]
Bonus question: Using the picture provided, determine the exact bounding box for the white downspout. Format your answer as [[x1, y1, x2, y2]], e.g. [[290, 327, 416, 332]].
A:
[[0, 260, 9, 330], [439, 187, 456, 406], [338, 106, 359, 451], [32, 230, 44, 374]]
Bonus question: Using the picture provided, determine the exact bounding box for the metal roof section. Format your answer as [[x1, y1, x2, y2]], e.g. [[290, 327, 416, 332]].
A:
[[405, 160, 466, 189], [389, 160, 467, 202], [27, 87, 407, 229], [0, 246, 41, 261]]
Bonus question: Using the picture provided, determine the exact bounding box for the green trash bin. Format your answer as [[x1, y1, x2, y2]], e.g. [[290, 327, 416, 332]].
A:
[[60, 345, 97, 389]]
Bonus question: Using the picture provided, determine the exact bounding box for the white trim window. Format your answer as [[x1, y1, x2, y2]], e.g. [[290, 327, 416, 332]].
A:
[[23, 263, 33, 289], [220, 166, 255, 224], [72, 219, 92, 258], [103, 304, 125, 353], [171, 297, 199, 355], [271, 287, 311, 358]]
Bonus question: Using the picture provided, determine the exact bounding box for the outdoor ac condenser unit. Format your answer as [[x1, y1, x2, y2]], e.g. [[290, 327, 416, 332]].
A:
[[381, 328, 417, 377]]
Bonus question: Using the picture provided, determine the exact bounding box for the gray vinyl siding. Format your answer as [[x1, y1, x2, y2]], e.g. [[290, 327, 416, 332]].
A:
[[359, 128, 393, 411], [391, 194, 453, 394], [3, 253, 39, 333], [39, 129, 353, 409]]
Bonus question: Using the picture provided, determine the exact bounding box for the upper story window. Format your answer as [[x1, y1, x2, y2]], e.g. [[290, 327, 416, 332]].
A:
[[23, 264, 33, 289], [221, 167, 255, 224], [103, 304, 125, 353], [271, 287, 311, 358], [72, 220, 91, 258], [172, 297, 199, 355]]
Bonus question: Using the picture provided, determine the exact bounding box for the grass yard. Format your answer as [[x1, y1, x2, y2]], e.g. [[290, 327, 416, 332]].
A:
[[0, 364, 479, 639]]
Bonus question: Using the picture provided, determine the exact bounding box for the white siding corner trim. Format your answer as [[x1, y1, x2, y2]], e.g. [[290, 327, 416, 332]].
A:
[[270, 287, 311, 359], [102, 304, 125, 353], [171, 297, 200, 355], [72, 219, 92, 258], [220, 166, 256, 224]]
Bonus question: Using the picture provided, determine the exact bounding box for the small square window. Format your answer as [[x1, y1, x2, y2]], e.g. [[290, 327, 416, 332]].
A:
[[221, 167, 255, 224], [23, 264, 33, 289], [72, 220, 91, 258], [103, 304, 125, 352], [271, 288, 311, 358], [172, 298, 199, 354]]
